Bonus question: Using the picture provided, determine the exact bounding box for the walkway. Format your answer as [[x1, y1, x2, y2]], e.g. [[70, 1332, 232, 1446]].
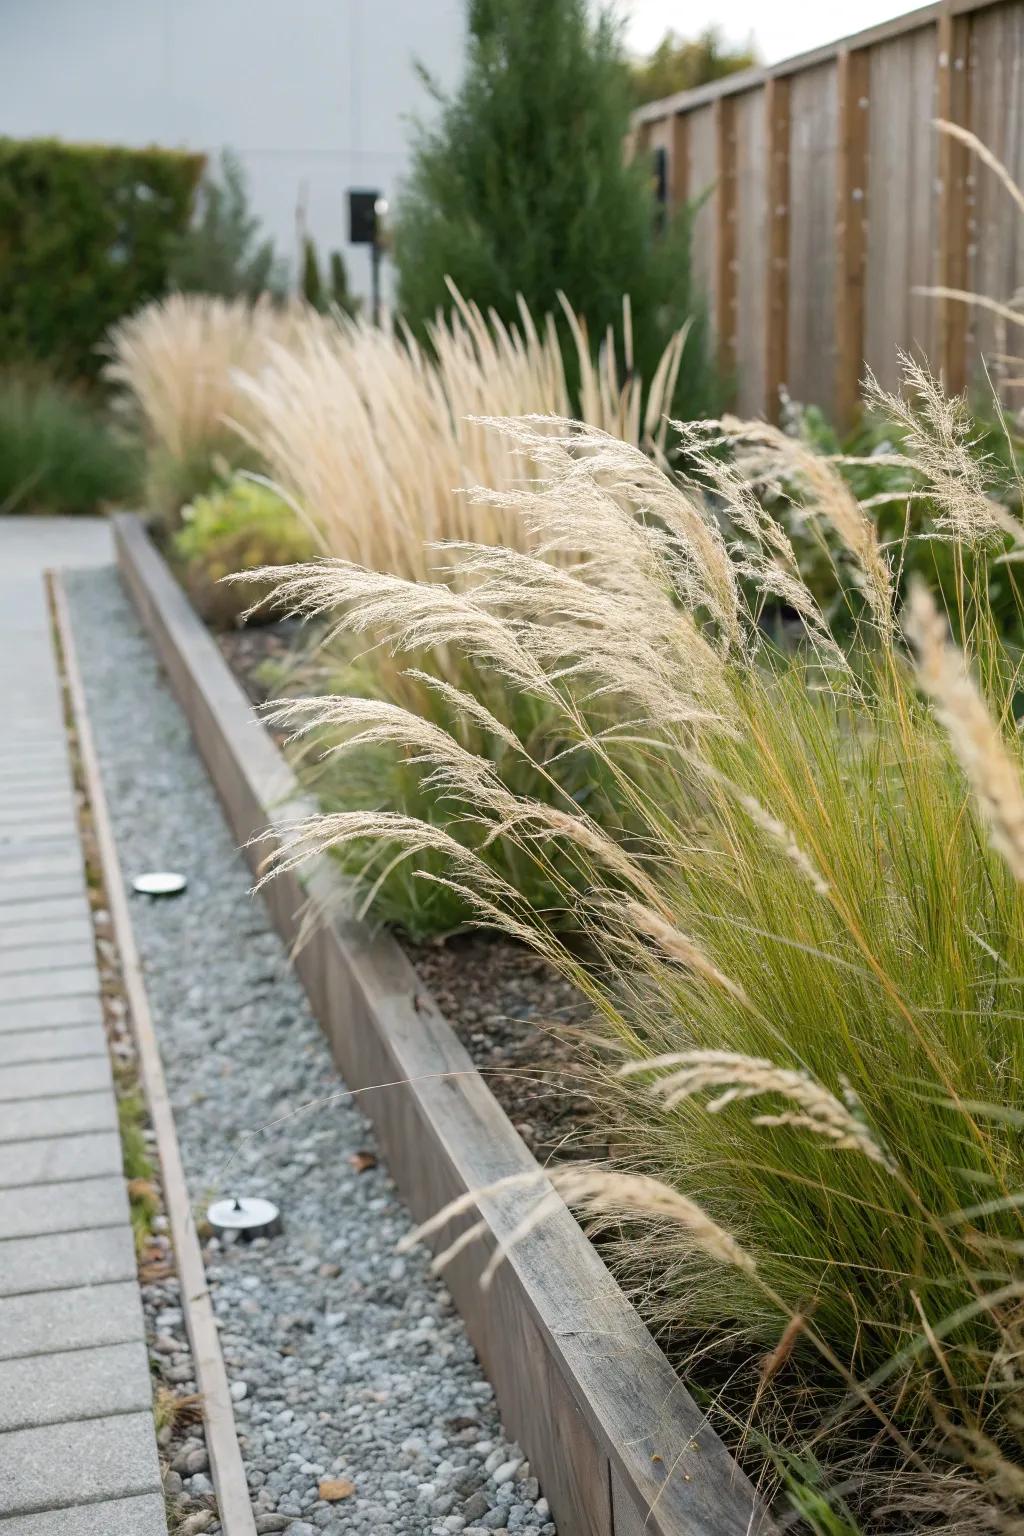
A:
[[0, 519, 167, 1535]]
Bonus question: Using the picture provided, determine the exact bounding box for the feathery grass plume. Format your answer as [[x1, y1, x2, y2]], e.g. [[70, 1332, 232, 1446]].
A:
[[398, 1163, 756, 1283], [698, 414, 895, 638], [620, 1051, 893, 1168], [864, 355, 1024, 549], [906, 581, 1024, 881], [105, 292, 293, 524], [230, 289, 691, 583]]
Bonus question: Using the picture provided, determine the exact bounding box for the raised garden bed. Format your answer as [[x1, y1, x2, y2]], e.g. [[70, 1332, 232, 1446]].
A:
[[113, 511, 770, 1536]]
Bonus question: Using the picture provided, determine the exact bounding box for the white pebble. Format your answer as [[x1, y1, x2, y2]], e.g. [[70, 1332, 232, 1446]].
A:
[[229, 1379, 248, 1401]]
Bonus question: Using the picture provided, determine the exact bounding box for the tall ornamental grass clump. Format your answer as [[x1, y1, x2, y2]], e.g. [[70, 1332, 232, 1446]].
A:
[[231, 284, 688, 577], [104, 293, 293, 527], [228, 288, 688, 934], [252, 373, 1024, 1526]]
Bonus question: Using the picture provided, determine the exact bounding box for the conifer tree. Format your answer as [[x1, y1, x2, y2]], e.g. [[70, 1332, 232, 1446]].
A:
[[394, 0, 714, 415]]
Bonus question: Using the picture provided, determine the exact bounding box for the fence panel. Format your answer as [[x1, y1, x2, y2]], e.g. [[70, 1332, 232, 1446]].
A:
[[632, 0, 1024, 424]]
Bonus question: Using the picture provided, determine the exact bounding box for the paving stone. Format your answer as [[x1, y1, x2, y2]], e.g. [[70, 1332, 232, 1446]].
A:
[[0, 1090, 117, 1143], [0, 1023, 106, 1067], [0, 1175, 128, 1239], [0, 1340, 152, 1431], [0, 1057, 111, 1102], [0, 1131, 122, 1189], [0, 919, 94, 952], [0, 1281, 144, 1360], [0, 834, 77, 856], [0, 994, 102, 1033], [0, 969, 98, 1008], [0, 821, 78, 846], [0, 944, 97, 978], [0, 796, 75, 818], [0, 1411, 162, 1515], [1, 851, 82, 880], [0, 1492, 168, 1535], [0, 876, 87, 907], [0, 1224, 136, 1297]]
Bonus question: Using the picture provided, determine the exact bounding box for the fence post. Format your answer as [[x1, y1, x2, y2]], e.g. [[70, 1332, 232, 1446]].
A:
[[715, 95, 739, 392], [834, 47, 870, 428], [671, 112, 690, 210], [764, 76, 791, 422], [936, 7, 972, 395]]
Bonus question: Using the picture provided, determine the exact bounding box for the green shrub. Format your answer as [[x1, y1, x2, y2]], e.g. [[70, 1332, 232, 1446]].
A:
[[173, 477, 315, 626], [168, 150, 286, 300], [0, 138, 204, 382], [0, 374, 140, 514], [769, 391, 1024, 648], [393, 0, 716, 418]]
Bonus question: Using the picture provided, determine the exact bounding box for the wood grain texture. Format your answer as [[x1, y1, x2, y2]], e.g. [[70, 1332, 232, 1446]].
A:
[[965, 1, 1024, 393], [113, 516, 771, 1536], [937, 7, 973, 393], [835, 47, 871, 425], [862, 27, 940, 392], [715, 95, 739, 388], [763, 76, 791, 420], [671, 112, 690, 208], [635, 0, 1024, 417], [734, 89, 768, 415], [688, 105, 719, 348], [788, 63, 840, 416]]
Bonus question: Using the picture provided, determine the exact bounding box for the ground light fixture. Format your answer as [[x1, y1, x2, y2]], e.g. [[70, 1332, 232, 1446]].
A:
[[132, 870, 188, 896], [207, 1195, 282, 1242]]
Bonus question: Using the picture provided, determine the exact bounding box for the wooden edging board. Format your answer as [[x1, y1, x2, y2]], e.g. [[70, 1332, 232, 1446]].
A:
[[113, 512, 769, 1536], [49, 570, 258, 1536]]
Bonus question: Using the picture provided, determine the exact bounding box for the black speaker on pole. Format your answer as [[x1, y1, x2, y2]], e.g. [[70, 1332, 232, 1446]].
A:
[[348, 189, 380, 246]]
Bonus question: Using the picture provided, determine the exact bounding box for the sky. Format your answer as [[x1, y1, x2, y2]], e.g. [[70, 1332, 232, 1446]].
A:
[[620, 0, 925, 65]]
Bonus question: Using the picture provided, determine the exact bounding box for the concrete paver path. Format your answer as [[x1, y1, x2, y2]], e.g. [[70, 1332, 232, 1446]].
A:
[[0, 519, 167, 1534]]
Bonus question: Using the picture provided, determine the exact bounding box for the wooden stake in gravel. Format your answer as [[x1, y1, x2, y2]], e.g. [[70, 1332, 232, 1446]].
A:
[[50, 571, 258, 1536]]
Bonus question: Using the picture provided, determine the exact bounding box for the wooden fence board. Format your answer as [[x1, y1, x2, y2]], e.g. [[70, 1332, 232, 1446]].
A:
[[734, 89, 768, 414], [788, 62, 839, 416], [632, 0, 1024, 421], [688, 105, 719, 345]]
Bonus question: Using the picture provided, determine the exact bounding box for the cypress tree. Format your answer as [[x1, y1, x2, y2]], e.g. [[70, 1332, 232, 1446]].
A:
[[394, 0, 715, 416]]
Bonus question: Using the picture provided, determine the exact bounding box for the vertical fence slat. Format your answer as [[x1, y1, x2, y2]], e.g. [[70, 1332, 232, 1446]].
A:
[[937, 7, 972, 394], [764, 76, 791, 420], [633, 0, 1023, 421], [715, 95, 739, 390], [671, 112, 689, 209], [834, 47, 871, 426]]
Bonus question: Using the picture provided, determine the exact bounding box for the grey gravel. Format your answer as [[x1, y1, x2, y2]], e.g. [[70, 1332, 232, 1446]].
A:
[[67, 567, 555, 1536]]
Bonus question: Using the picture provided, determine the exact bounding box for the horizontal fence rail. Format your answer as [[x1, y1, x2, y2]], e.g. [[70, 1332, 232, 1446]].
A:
[[630, 0, 1024, 423]]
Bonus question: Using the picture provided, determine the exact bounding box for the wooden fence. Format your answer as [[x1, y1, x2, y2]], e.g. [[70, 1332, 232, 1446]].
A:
[[630, 0, 1024, 424]]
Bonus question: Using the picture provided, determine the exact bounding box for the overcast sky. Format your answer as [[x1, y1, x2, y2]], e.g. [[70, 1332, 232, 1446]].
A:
[[620, 0, 927, 65]]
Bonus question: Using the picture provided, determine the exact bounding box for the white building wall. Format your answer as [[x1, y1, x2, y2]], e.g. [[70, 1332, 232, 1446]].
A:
[[0, 0, 464, 301]]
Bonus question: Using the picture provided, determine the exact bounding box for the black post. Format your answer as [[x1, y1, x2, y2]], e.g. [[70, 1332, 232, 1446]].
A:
[[371, 239, 382, 327]]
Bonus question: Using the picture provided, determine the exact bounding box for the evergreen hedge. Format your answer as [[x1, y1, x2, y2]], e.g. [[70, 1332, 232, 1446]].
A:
[[0, 138, 205, 381]]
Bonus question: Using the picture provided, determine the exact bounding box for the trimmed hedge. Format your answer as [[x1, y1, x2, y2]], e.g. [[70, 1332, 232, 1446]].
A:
[[0, 139, 205, 381]]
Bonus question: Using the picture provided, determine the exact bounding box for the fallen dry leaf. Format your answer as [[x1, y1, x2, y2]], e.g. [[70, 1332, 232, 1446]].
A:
[[349, 1151, 377, 1174], [318, 1477, 356, 1502]]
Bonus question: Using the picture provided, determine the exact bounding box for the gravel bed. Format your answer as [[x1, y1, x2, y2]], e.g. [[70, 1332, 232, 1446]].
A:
[[68, 567, 555, 1536]]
